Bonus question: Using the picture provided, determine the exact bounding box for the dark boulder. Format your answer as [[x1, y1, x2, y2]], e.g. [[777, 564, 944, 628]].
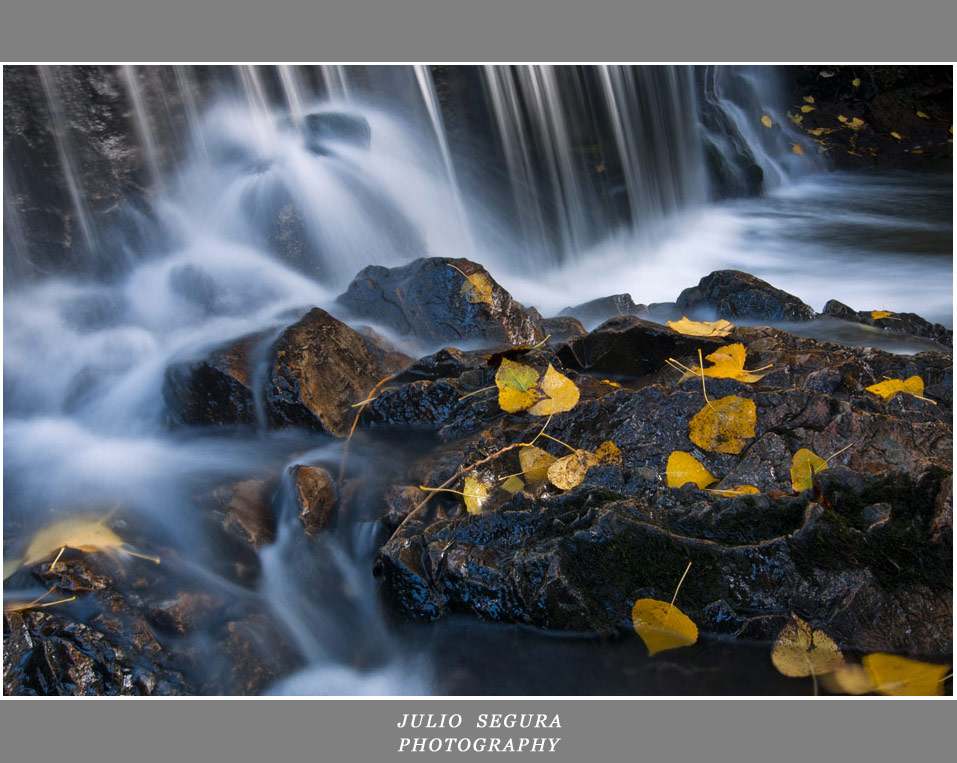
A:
[[265, 307, 412, 435], [542, 316, 587, 343], [821, 299, 952, 348], [677, 270, 815, 323], [336, 257, 545, 348], [559, 294, 647, 327]]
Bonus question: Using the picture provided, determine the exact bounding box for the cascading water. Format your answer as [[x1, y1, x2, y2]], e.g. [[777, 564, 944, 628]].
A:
[[3, 65, 951, 695]]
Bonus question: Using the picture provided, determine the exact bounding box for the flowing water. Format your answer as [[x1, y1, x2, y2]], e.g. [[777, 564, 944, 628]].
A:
[[2, 65, 952, 695]]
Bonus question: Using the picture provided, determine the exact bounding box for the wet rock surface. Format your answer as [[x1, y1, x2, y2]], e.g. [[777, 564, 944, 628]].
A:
[[288, 465, 338, 536], [560, 294, 647, 327], [677, 270, 816, 322], [821, 299, 953, 348]]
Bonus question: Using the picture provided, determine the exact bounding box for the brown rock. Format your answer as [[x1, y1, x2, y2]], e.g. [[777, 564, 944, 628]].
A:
[[289, 465, 337, 535]]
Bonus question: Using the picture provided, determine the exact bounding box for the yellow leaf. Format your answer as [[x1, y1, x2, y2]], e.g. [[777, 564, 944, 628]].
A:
[[547, 449, 600, 490], [870, 310, 894, 319], [788, 112, 804, 126], [595, 440, 622, 465], [806, 127, 827, 137], [528, 363, 579, 416], [862, 653, 949, 696], [519, 445, 558, 483], [463, 474, 492, 514], [495, 358, 540, 413], [22, 516, 126, 568], [501, 475, 524, 494], [837, 115, 848, 123], [688, 343, 769, 383], [666, 316, 734, 338], [709, 484, 760, 497], [916, 110, 929, 119], [800, 105, 815, 114], [847, 117, 866, 130], [803, 95, 815, 104], [761, 115, 773, 128], [771, 615, 844, 678], [460, 272, 494, 305], [889, 132, 902, 141], [688, 395, 757, 455], [866, 376, 926, 401], [631, 599, 699, 656], [790, 448, 828, 492], [823, 662, 875, 695], [792, 144, 804, 156], [852, 78, 861, 87], [666, 451, 716, 490]]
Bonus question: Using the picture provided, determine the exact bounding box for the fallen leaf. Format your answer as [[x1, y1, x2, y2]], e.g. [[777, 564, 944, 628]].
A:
[[709, 485, 760, 497], [547, 449, 600, 490], [790, 448, 828, 492], [761, 115, 773, 128], [666, 316, 734, 338], [481, 345, 533, 368], [792, 144, 804, 155], [688, 395, 757, 455], [866, 376, 926, 401], [666, 451, 716, 490], [22, 516, 126, 568], [823, 662, 875, 695], [806, 127, 828, 136], [501, 475, 524, 494], [771, 615, 844, 677], [788, 112, 804, 126], [889, 132, 902, 141], [862, 653, 949, 696], [800, 105, 815, 114], [852, 77, 861, 87], [519, 445, 558, 483], [528, 363, 580, 416], [837, 115, 848, 123], [687, 343, 769, 383], [631, 599, 699, 656], [870, 310, 894, 319], [495, 358, 540, 413], [460, 272, 494, 305], [916, 111, 929, 119], [595, 440, 622, 465], [803, 95, 815, 104], [847, 117, 866, 130], [463, 474, 492, 514]]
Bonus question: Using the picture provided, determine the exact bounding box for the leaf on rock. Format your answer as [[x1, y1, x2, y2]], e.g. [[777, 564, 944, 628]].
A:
[[851, 77, 861, 87], [761, 115, 773, 128], [803, 95, 815, 104], [790, 448, 828, 492], [22, 516, 127, 569], [495, 358, 540, 413], [460, 272, 494, 305], [862, 653, 949, 696], [688, 395, 757, 455], [547, 450, 600, 490], [595, 440, 622, 465], [463, 474, 493, 514], [709, 484, 760, 497], [501, 475, 525, 494], [528, 363, 580, 416], [870, 310, 894, 319], [916, 111, 929, 119], [631, 599, 699, 656], [890, 132, 902, 141], [666, 451, 716, 490], [519, 445, 558, 483], [688, 343, 769, 383], [866, 376, 927, 401], [771, 615, 844, 678], [800, 105, 816, 113], [666, 316, 734, 338], [792, 144, 804, 155]]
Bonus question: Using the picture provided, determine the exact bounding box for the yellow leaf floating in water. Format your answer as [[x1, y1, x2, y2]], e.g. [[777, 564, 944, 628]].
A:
[[803, 95, 815, 104], [519, 445, 558, 483], [771, 615, 844, 678], [666, 451, 716, 489], [792, 144, 804, 155], [889, 132, 902, 141], [800, 105, 816, 114], [495, 358, 540, 413], [837, 115, 848, 123], [790, 448, 828, 492], [500, 475, 525, 494], [631, 599, 699, 656], [916, 110, 929, 119], [687, 343, 770, 383], [666, 316, 734, 338], [822, 662, 875, 695], [547, 450, 600, 490], [688, 395, 757, 455], [463, 474, 492, 514], [866, 376, 928, 402], [761, 115, 773, 128], [528, 364, 580, 416], [862, 653, 949, 696]]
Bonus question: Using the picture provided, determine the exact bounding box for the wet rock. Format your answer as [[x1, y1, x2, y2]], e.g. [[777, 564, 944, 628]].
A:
[[265, 307, 412, 435], [542, 316, 587, 343], [560, 294, 647, 327], [163, 330, 270, 427], [217, 613, 301, 695], [289, 465, 337, 536], [211, 478, 275, 550], [557, 315, 725, 378], [301, 111, 372, 155], [677, 270, 815, 323], [336, 257, 545, 347], [821, 299, 952, 347]]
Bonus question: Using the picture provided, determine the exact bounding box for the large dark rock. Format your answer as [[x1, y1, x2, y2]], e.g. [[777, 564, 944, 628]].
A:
[[677, 270, 816, 323], [266, 307, 412, 435], [559, 294, 646, 327], [336, 257, 546, 348], [821, 299, 952, 348]]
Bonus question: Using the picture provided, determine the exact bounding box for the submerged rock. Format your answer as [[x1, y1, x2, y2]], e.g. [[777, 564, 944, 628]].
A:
[[336, 257, 546, 347], [677, 270, 816, 322]]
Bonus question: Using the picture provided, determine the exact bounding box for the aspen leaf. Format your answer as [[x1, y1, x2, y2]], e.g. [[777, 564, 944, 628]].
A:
[[528, 363, 579, 416], [666, 316, 734, 338], [709, 484, 760, 497], [460, 272, 494, 305], [851, 77, 861, 87], [862, 653, 949, 696], [688, 343, 769, 383], [688, 395, 757, 455], [666, 451, 716, 489], [803, 95, 815, 104], [771, 615, 844, 678], [632, 599, 699, 656], [837, 115, 848, 123], [800, 105, 815, 113], [595, 440, 622, 465], [847, 117, 866, 130], [866, 376, 926, 401], [788, 112, 804, 126], [916, 111, 929, 119], [889, 132, 902, 141], [501, 475, 525, 494], [790, 448, 828, 492], [463, 474, 492, 514], [806, 127, 828, 137], [547, 450, 600, 490], [870, 310, 894, 319], [761, 115, 773, 128], [822, 662, 875, 695], [792, 144, 804, 155], [495, 358, 540, 413], [519, 445, 558, 483], [23, 517, 124, 567]]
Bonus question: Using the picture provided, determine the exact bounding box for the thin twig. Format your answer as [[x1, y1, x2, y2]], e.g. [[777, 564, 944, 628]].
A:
[[339, 374, 394, 484]]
